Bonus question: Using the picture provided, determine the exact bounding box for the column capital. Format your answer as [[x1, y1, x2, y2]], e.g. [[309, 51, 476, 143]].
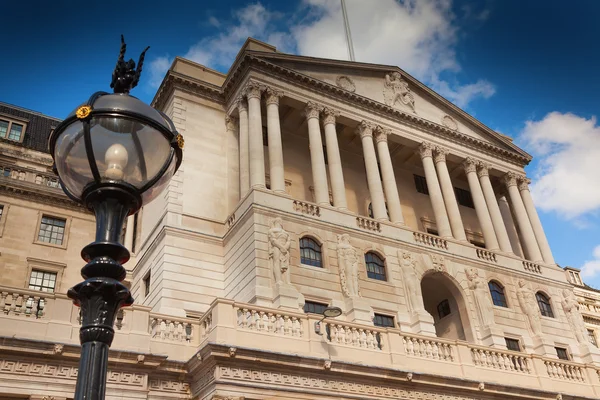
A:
[[463, 157, 478, 174], [244, 81, 264, 100], [356, 121, 374, 139], [503, 171, 520, 188], [517, 176, 532, 191], [374, 126, 391, 143], [476, 162, 491, 178], [418, 142, 434, 159], [433, 146, 449, 163], [225, 115, 237, 131], [304, 102, 322, 120], [322, 107, 340, 125], [265, 87, 284, 105], [236, 96, 248, 113]]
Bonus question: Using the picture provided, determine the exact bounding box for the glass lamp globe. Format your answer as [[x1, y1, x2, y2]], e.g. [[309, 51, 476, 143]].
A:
[[49, 92, 183, 210]]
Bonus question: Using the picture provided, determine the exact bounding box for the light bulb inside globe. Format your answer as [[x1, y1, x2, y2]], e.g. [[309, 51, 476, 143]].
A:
[[104, 143, 129, 180]]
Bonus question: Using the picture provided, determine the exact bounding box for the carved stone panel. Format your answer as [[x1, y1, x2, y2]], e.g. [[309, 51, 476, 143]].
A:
[[336, 76, 356, 92]]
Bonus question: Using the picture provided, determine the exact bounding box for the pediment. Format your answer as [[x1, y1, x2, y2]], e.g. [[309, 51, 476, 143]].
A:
[[248, 52, 528, 160]]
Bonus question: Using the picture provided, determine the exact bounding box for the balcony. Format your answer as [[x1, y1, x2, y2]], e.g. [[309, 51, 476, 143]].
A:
[[2, 286, 599, 398]]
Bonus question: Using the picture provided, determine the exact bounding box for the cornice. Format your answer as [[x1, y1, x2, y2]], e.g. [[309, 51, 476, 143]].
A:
[[224, 54, 530, 167], [0, 179, 87, 213], [152, 71, 225, 111]]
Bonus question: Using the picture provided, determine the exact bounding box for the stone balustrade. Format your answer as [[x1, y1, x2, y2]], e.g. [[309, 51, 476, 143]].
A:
[[325, 321, 384, 350], [0, 164, 61, 190], [292, 200, 320, 216], [149, 313, 195, 343], [413, 231, 448, 250], [470, 345, 530, 373], [523, 261, 542, 274], [356, 216, 381, 232], [402, 333, 455, 361], [544, 359, 586, 382], [476, 248, 497, 263], [0, 287, 51, 318], [236, 305, 304, 337]]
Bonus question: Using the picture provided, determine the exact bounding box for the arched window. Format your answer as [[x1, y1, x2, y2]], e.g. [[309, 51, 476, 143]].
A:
[[299, 237, 322, 268], [536, 292, 554, 318], [365, 252, 386, 281], [437, 299, 451, 319], [488, 281, 507, 308]]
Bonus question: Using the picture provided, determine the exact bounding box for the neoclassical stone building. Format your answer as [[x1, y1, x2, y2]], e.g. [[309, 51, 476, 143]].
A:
[[1, 38, 599, 399]]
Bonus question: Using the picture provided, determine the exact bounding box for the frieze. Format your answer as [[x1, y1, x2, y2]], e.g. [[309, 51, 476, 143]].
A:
[[149, 379, 190, 394], [216, 366, 480, 400]]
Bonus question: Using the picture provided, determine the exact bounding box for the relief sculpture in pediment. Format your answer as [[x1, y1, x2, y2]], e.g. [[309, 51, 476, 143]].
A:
[[336, 75, 356, 92], [383, 71, 416, 113]]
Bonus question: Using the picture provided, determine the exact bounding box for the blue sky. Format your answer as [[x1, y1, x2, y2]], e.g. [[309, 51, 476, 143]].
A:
[[2, 1, 600, 286]]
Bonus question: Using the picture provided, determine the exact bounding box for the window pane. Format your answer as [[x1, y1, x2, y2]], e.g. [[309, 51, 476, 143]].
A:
[[300, 237, 322, 268], [28, 270, 57, 292], [589, 329, 597, 347], [37, 215, 66, 245], [505, 338, 521, 351], [365, 252, 386, 281], [8, 123, 23, 141], [555, 347, 569, 360], [437, 299, 451, 319], [413, 174, 429, 195], [303, 301, 328, 315], [489, 281, 508, 308], [536, 292, 554, 318], [0, 120, 7, 138], [373, 313, 395, 328]]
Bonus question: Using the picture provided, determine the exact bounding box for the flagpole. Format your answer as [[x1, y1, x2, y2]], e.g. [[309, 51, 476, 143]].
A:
[[340, 0, 356, 61]]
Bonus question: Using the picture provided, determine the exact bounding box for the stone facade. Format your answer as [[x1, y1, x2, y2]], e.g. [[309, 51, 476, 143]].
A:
[[1, 38, 600, 399]]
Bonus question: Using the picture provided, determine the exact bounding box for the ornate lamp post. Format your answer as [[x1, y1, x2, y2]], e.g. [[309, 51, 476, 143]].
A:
[[48, 36, 183, 400]]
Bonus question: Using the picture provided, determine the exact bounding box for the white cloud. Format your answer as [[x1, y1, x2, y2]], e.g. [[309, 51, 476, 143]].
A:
[[581, 245, 600, 279], [147, 0, 495, 106], [148, 56, 172, 88], [519, 112, 600, 219]]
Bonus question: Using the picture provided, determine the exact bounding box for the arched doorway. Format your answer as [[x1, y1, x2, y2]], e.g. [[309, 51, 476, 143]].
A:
[[420, 271, 474, 342]]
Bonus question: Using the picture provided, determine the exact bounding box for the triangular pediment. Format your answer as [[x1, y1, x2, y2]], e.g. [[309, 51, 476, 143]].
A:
[[246, 51, 529, 161]]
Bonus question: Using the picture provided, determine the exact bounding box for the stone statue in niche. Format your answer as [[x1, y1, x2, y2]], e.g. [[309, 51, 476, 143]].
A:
[[399, 250, 425, 312], [516, 280, 543, 336], [465, 268, 495, 327], [268, 218, 291, 285], [383, 71, 416, 113], [337, 234, 361, 298], [561, 289, 588, 344]]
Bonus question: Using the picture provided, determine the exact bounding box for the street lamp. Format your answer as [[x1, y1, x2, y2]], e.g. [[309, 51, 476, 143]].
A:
[[314, 306, 343, 335], [48, 36, 183, 400]]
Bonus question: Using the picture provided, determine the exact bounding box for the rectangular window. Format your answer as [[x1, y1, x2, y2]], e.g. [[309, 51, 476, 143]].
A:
[[589, 329, 598, 347], [414, 174, 429, 195], [373, 313, 395, 328], [454, 187, 474, 208], [2, 167, 10, 177], [470, 240, 486, 248], [37, 216, 66, 245], [8, 123, 23, 141], [303, 301, 328, 315], [555, 347, 569, 360], [28, 270, 57, 292], [143, 271, 151, 297], [505, 338, 521, 352], [437, 299, 451, 319], [426, 228, 439, 236], [0, 120, 8, 138]]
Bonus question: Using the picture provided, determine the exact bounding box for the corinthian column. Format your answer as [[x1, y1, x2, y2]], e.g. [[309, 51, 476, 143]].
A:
[[477, 163, 513, 253], [358, 122, 387, 220], [265, 87, 285, 193], [419, 142, 452, 238], [245, 82, 265, 188], [237, 97, 250, 194], [504, 172, 543, 262], [433, 147, 466, 241], [518, 177, 555, 264], [374, 126, 404, 224], [304, 102, 329, 205], [464, 158, 499, 250], [322, 108, 347, 209]]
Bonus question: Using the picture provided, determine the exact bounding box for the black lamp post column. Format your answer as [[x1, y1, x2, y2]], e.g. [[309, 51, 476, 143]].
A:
[[68, 187, 137, 400]]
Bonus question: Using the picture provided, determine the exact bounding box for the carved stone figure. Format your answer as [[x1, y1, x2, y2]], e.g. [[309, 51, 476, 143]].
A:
[[336, 76, 356, 92], [399, 250, 425, 312], [431, 254, 446, 272], [561, 289, 588, 344], [517, 280, 543, 336], [383, 72, 416, 113], [337, 234, 360, 297], [465, 268, 495, 327], [268, 218, 291, 285]]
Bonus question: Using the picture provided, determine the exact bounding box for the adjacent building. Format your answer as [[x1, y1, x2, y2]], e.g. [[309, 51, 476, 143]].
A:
[[1, 38, 599, 400]]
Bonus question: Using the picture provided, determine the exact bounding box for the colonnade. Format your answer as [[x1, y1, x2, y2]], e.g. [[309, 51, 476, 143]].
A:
[[230, 81, 553, 265]]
